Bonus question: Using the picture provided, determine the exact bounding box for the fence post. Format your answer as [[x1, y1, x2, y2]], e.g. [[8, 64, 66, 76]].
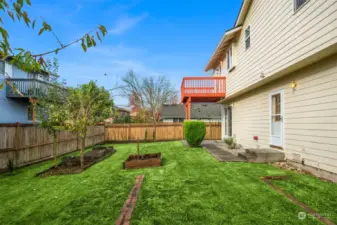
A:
[[14, 122, 21, 150], [128, 124, 131, 141], [181, 122, 184, 140], [13, 122, 21, 165]]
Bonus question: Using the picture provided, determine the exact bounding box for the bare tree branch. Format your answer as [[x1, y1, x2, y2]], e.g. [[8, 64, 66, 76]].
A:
[[121, 70, 178, 123]]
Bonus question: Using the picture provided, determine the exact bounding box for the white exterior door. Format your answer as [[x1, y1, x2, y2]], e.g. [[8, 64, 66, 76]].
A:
[[221, 105, 226, 139], [270, 90, 283, 147], [221, 105, 232, 139]]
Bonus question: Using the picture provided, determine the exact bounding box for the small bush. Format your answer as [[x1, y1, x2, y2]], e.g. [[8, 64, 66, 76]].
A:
[[224, 137, 234, 146], [224, 136, 237, 149], [184, 121, 206, 147]]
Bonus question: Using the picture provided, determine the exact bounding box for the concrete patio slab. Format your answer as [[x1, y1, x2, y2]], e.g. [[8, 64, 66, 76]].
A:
[[183, 140, 286, 163]]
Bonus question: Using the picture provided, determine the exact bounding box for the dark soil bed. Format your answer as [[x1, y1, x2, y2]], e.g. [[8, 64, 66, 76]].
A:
[[123, 153, 162, 169], [37, 146, 116, 176]]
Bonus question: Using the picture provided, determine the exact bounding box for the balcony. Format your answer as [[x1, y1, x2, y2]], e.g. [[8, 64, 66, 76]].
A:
[[6, 78, 65, 99], [181, 76, 226, 103]]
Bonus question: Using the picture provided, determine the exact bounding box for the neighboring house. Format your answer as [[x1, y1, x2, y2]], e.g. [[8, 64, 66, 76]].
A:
[[205, 0, 337, 177], [0, 59, 58, 124], [105, 106, 131, 123], [113, 106, 131, 118], [160, 104, 185, 122], [160, 103, 221, 122], [181, 77, 226, 119]]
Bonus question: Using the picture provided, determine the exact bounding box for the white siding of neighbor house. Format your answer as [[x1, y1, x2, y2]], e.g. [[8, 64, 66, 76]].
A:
[[226, 0, 337, 97], [228, 54, 337, 174], [197, 119, 221, 123], [163, 119, 174, 123]]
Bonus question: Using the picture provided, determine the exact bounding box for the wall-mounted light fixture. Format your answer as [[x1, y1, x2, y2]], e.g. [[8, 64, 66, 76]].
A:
[[291, 81, 297, 89]]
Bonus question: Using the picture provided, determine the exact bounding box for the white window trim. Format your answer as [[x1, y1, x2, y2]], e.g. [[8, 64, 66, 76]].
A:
[[293, 0, 309, 13], [245, 26, 251, 50]]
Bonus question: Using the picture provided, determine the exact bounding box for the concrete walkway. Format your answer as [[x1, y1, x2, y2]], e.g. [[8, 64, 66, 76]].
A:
[[182, 140, 285, 163], [201, 140, 246, 162]]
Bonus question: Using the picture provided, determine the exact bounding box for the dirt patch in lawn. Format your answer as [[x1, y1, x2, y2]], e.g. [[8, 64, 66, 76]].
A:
[[261, 176, 335, 225], [273, 162, 308, 174], [37, 146, 116, 176]]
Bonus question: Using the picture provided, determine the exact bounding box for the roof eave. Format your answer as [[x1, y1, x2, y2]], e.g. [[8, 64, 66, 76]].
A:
[[235, 0, 253, 27], [204, 0, 253, 72], [204, 26, 242, 72]]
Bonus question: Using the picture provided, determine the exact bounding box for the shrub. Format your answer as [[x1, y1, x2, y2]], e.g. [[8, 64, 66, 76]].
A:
[[184, 121, 206, 147], [224, 137, 234, 146], [224, 135, 237, 149]]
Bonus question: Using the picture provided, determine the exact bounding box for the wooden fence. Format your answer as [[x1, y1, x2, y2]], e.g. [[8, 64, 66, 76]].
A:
[[0, 124, 104, 170], [0, 122, 221, 170], [105, 122, 221, 142]]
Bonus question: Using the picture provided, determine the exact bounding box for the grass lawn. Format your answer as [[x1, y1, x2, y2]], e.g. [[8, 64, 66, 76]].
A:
[[0, 141, 336, 225]]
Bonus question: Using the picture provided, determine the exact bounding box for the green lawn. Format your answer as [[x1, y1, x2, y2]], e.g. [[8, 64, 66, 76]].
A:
[[0, 141, 336, 225]]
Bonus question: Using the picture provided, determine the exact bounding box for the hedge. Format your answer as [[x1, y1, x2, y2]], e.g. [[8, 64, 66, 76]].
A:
[[184, 121, 206, 147]]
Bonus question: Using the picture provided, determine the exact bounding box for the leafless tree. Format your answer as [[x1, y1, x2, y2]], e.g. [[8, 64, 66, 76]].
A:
[[122, 70, 178, 139]]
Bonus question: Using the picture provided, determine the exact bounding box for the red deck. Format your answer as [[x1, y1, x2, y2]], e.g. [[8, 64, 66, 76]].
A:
[[181, 77, 226, 103], [180, 76, 226, 119]]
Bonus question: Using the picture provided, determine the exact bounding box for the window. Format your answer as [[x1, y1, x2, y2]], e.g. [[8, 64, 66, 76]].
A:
[[245, 26, 251, 50], [0, 61, 5, 76], [272, 94, 281, 122], [294, 0, 308, 12], [226, 46, 233, 69]]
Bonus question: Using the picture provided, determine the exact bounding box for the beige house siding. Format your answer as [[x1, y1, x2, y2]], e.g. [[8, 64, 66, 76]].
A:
[[226, 0, 337, 97], [228, 54, 337, 174], [213, 60, 227, 77]]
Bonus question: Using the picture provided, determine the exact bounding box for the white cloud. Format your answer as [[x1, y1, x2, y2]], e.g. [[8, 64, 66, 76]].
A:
[[89, 43, 147, 58], [109, 13, 148, 35], [111, 59, 149, 73]]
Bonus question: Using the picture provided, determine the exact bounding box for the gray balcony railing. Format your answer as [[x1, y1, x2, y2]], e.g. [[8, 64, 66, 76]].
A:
[[6, 78, 65, 99]]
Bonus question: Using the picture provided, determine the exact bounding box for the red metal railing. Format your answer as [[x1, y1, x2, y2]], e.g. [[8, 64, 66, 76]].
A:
[[181, 76, 226, 102]]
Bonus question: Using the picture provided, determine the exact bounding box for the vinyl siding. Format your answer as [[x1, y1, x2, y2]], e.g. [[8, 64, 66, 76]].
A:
[[228, 54, 337, 174], [226, 0, 337, 96], [212, 60, 227, 77], [0, 62, 38, 123]]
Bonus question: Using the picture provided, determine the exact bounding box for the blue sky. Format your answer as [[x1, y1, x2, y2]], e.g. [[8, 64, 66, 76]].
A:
[[5, 0, 242, 107]]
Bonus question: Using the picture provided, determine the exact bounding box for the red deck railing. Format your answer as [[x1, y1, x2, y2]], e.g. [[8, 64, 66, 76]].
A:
[[181, 76, 226, 103]]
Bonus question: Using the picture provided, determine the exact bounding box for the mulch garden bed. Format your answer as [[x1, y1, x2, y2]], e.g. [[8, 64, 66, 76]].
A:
[[37, 146, 116, 177], [123, 153, 162, 169]]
